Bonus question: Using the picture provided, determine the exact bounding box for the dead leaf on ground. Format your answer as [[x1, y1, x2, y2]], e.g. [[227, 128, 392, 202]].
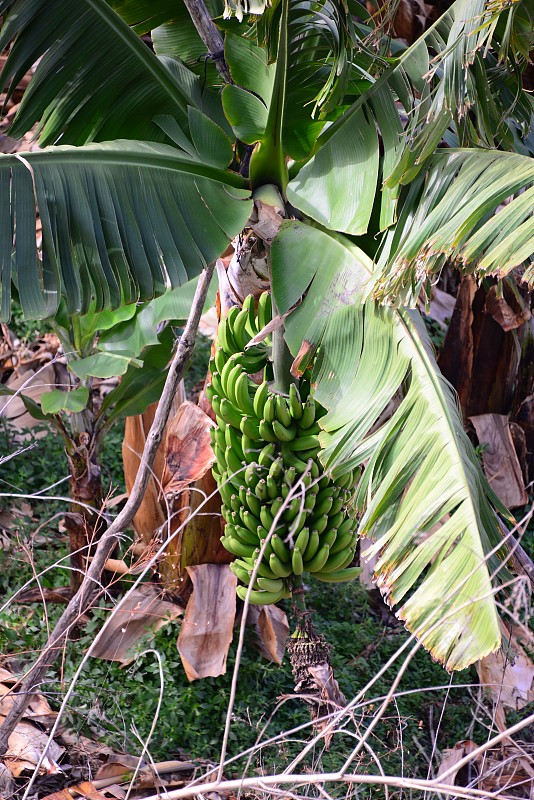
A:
[[470, 413, 527, 507], [90, 584, 184, 665], [438, 739, 534, 797], [248, 605, 289, 664], [1, 719, 64, 776], [477, 623, 534, 732], [0, 667, 56, 722], [178, 564, 236, 680], [0, 364, 57, 434]]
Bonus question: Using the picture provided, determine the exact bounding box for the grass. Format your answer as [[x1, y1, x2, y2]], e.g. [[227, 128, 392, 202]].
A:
[[0, 405, 487, 783]]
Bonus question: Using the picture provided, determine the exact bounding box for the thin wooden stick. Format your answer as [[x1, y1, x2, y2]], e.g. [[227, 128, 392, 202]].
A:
[[0, 263, 215, 756], [181, 0, 232, 84]]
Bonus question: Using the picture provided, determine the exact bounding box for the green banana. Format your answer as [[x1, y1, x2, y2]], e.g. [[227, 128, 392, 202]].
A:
[[268, 457, 284, 480], [233, 306, 251, 350], [258, 443, 276, 467], [234, 372, 255, 416], [283, 497, 302, 523], [225, 445, 244, 481], [254, 478, 269, 501], [240, 415, 261, 440], [303, 530, 320, 561], [329, 496, 345, 516], [266, 475, 279, 499], [291, 546, 304, 576], [245, 488, 262, 518], [259, 419, 278, 443], [205, 382, 216, 403], [241, 509, 260, 534], [322, 529, 338, 548], [230, 562, 252, 585], [329, 529, 357, 555], [304, 543, 330, 572], [272, 418, 297, 442], [284, 434, 320, 452], [288, 383, 303, 420], [314, 566, 362, 583], [311, 514, 328, 535], [257, 291, 272, 332], [240, 554, 277, 580], [271, 533, 291, 563], [263, 395, 276, 424], [294, 527, 310, 554], [275, 395, 293, 427], [225, 426, 245, 461], [269, 552, 292, 578], [221, 535, 257, 559], [299, 396, 316, 429], [241, 434, 259, 460], [244, 463, 260, 489], [321, 547, 356, 572], [239, 351, 268, 375], [225, 363, 245, 407], [242, 293, 257, 337], [227, 523, 260, 546], [257, 576, 285, 593], [213, 346, 227, 375], [314, 495, 334, 517], [259, 505, 275, 531], [236, 585, 285, 605], [280, 447, 309, 473], [219, 398, 242, 428], [210, 370, 224, 398], [218, 315, 238, 355], [220, 355, 239, 398], [335, 516, 355, 538], [253, 380, 270, 418]]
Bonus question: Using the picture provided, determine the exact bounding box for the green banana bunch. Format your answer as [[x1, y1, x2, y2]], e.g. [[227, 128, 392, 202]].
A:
[[207, 292, 361, 605]]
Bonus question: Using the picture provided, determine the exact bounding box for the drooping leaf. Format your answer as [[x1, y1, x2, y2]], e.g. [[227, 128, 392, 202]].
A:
[[40, 387, 89, 414], [0, 141, 250, 321], [98, 278, 217, 358], [271, 220, 508, 670], [375, 149, 534, 299]]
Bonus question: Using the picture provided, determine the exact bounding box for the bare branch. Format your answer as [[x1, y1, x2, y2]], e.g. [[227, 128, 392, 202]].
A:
[[182, 0, 232, 84], [0, 262, 215, 756]]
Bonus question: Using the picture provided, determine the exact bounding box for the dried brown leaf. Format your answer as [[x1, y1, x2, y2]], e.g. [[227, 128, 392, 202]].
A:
[[249, 605, 289, 664], [470, 413, 527, 507], [177, 564, 236, 680], [90, 585, 184, 665], [162, 401, 215, 495]]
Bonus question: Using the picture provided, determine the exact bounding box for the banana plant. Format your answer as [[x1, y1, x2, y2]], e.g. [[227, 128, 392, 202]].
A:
[[0, 0, 532, 669]]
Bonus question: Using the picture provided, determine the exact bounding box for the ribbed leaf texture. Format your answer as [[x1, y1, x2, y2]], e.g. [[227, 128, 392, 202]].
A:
[[0, 142, 250, 320], [272, 221, 509, 671]]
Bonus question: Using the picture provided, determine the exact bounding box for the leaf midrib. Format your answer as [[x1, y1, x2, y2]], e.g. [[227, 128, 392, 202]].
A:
[[86, 0, 194, 114], [397, 308, 485, 551], [3, 144, 248, 189]]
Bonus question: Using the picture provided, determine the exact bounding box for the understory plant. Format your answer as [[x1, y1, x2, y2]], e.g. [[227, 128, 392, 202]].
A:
[[0, 0, 532, 672]]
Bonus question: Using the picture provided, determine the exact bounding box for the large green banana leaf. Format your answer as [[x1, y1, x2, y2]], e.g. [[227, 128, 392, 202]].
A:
[[0, 0, 227, 145], [271, 221, 510, 671], [0, 141, 250, 320]]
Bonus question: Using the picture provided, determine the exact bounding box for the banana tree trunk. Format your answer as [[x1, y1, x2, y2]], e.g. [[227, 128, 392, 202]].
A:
[[63, 425, 105, 595]]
